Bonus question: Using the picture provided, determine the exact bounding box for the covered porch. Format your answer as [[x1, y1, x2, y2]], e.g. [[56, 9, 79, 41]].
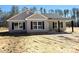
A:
[[48, 19, 74, 32]]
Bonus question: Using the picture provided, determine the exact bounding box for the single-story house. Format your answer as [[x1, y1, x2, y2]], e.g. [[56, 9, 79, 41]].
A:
[[7, 10, 73, 33]]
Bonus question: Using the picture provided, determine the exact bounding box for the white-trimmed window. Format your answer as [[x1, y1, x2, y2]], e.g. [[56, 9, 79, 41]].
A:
[[19, 22, 23, 29], [60, 22, 63, 28], [38, 22, 43, 29], [32, 21, 44, 30], [54, 22, 57, 28], [12, 22, 25, 30], [14, 23, 18, 29], [52, 22, 57, 29], [32, 22, 37, 29]]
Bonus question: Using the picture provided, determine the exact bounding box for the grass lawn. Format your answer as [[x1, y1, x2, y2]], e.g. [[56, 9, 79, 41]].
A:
[[0, 27, 79, 53]]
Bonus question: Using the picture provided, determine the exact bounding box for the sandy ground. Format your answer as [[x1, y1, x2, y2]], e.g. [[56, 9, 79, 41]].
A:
[[0, 27, 79, 53]]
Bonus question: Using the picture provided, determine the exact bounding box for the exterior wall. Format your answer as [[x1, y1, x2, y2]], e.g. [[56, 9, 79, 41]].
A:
[[8, 20, 66, 33], [8, 21, 12, 31], [62, 21, 66, 31], [8, 20, 27, 33], [8, 19, 66, 33], [26, 19, 49, 33]]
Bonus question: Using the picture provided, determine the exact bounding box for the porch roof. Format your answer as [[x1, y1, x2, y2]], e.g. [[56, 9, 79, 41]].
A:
[[43, 14, 73, 21]]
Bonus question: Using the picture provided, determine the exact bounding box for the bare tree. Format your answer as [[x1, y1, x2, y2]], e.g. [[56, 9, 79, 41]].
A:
[[48, 9, 54, 14], [30, 6, 37, 13], [40, 7, 43, 14], [55, 9, 63, 16], [43, 8, 46, 14], [64, 9, 69, 17], [22, 7, 28, 12]]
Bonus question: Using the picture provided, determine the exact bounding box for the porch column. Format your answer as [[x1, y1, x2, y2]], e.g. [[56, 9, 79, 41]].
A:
[[71, 20, 74, 32], [58, 21, 60, 32]]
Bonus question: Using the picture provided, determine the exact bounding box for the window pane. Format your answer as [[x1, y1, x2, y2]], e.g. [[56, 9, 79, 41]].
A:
[[19, 22, 23, 28], [38, 22, 42, 25], [33, 22, 37, 25], [32, 22, 37, 29], [14, 22, 18, 30], [19, 26, 23, 28], [38, 26, 43, 29], [61, 22, 63, 28], [32, 22, 44, 30], [14, 23, 18, 26], [19, 22, 23, 26], [38, 22, 43, 29], [54, 22, 57, 28], [33, 26, 37, 29]]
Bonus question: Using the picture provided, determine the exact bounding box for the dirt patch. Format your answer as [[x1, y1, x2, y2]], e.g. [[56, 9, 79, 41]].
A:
[[0, 27, 79, 52]]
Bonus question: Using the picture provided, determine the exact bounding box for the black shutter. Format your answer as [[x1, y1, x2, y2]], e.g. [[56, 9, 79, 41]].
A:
[[43, 21, 44, 29], [52, 22, 54, 29], [31, 21, 33, 29], [71, 21, 74, 32], [12, 22, 14, 30], [23, 22, 25, 30]]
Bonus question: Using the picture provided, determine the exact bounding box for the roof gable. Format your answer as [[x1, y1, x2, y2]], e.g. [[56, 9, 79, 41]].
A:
[[26, 13, 47, 19]]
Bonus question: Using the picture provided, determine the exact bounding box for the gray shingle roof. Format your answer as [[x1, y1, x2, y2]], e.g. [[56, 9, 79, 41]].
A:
[[7, 10, 33, 20], [43, 13, 72, 20], [43, 13, 63, 18], [7, 11, 72, 21]]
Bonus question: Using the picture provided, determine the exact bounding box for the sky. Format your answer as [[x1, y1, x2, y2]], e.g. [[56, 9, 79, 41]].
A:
[[0, 5, 79, 12]]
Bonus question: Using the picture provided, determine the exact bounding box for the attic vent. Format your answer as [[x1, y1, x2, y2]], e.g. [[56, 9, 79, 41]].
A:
[[48, 18, 52, 19]]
